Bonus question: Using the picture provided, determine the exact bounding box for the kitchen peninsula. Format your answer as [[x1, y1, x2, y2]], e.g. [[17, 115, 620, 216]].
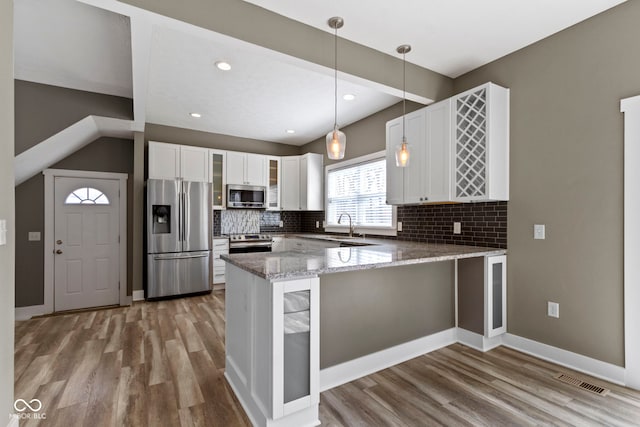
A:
[[222, 236, 506, 427]]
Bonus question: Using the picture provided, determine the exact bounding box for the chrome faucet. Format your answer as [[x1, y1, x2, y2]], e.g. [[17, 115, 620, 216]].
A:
[[337, 213, 354, 237]]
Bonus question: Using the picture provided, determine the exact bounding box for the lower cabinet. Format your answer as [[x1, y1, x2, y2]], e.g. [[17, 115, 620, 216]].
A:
[[212, 238, 229, 284], [225, 264, 320, 426], [457, 255, 507, 339]]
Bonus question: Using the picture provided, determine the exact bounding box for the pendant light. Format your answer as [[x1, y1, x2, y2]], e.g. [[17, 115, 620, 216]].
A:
[[326, 17, 346, 160], [395, 44, 412, 167]]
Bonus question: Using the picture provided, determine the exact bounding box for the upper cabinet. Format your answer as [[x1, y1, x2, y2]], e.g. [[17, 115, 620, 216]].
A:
[[266, 156, 281, 211], [385, 82, 509, 205], [226, 151, 266, 186], [281, 156, 300, 211], [386, 100, 451, 204], [281, 153, 323, 211], [451, 83, 509, 202], [300, 153, 324, 211], [149, 141, 210, 182], [210, 149, 226, 210]]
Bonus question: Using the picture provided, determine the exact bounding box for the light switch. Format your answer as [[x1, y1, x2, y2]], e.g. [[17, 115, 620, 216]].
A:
[[534, 224, 546, 240], [315, 221, 320, 228], [453, 222, 461, 234], [28, 232, 41, 241], [279, 221, 284, 228], [397, 222, 403, 232], [0, 219, 6, 246], [547, 301, 559, 318]]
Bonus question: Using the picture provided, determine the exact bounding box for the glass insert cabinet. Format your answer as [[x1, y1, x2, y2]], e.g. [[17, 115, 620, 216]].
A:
[[210, 149, 226, 209]]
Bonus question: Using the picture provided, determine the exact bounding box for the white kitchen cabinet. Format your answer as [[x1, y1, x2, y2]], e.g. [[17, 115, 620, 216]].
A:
[[281, 155, 327, 211], [212, 237, 229, 285], [226, 151, 266, 186], [485, 255, 507, 337], [210, 149, 226, 210], [271, 236, 285, 252], [281, 154, 323, 211], [451, 82, 509, 201], [266, 156, 281, 210], [385, 100, 451, 204], [149, 141, 210, 182], [225, 265, 320, 425], [281, 156, 300, 210], [457, 254, 507, 350], [300, 153, 323, 211]]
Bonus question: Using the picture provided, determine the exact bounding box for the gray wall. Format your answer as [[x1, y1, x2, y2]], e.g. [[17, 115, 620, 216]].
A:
[[299, 101, 425, 163], [145, 123, 300, 157], [0, 0, 15, 416], [15, 137, 133, 307], [454, 1, 640, 366], [320, 262, 454, 368], [15, 80, 133, 154], [119, 0, 453, 103]]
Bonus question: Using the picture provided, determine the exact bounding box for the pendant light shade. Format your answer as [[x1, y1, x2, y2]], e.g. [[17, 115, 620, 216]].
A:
[[395, 44, 412, 167], [326, 17, 346, 160]]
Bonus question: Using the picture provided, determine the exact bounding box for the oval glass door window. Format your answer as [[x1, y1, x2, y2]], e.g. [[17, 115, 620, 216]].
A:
[[65, 187, 110, 205]]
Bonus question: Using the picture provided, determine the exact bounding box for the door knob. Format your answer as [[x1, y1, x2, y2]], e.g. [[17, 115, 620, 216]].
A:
[[55, 249, 63, 254], [56, 240, 63, 245]]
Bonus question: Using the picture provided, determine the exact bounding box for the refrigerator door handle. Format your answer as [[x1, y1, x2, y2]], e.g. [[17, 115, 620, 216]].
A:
[[153, 253, 209, 261], [184, 191, 189, 244], [182, 192, 187, 243]]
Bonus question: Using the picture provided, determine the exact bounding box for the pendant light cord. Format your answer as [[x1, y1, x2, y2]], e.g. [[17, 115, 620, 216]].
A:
[[334, 24, 338, 130], [402, 50, 406, 142]]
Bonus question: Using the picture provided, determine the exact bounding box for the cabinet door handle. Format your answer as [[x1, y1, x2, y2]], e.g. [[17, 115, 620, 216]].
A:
[[420, 197, 423, 201]]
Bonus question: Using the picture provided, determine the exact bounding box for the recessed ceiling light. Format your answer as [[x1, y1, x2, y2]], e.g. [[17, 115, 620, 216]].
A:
[[343, 94, 356, 101], [215, 61, 231, 71], [190, 112, 202, 118], [286, 129, 296, 134]]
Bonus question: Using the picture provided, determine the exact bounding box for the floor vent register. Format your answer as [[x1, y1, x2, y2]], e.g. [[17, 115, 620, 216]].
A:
[[554, 373, 610, 396]]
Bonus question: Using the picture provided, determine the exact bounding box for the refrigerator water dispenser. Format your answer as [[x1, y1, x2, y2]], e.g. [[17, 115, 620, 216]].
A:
[[152, 205, 171, 234]]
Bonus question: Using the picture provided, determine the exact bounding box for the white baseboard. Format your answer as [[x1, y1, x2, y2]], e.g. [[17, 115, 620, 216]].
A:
[[502, 333, 626, 386], [15, 304, 48, 320], [319, 328, 457, 392], [132, 290, 145, 301], [457, 328, 502, 352]]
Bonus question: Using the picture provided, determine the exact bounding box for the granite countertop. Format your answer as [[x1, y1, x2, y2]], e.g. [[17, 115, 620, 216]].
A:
[[221, 234, 506, 280]]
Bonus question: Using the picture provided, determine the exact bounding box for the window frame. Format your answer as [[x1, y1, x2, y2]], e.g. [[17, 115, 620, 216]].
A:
[[324, 150, 397, 237]]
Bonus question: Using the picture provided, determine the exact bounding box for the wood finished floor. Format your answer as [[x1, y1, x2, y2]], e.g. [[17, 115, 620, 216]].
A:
[[15, 291, 640, 427]]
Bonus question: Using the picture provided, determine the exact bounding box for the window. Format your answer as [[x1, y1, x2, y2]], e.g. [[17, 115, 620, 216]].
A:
[[65, 187, 110, 205], [325, 151, 395, 234]]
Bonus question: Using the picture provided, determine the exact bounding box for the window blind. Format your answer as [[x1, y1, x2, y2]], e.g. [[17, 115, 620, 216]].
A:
[[326, 158, 392, 228]]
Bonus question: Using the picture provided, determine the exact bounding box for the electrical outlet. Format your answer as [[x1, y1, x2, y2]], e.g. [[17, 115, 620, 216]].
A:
[[279, 220, 284, 228], [534, 224, 546, 240], [28, 231, 41, 241], [453, 222, 461, 234], [316, 221, 319, 228], [397, 222, 403, 232], [322, 220, 326, 228], [547, 301, 559, 318], [0, 220, 6, 246]]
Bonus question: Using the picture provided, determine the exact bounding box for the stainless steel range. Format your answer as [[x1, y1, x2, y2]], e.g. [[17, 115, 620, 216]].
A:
[[228, 234, 273, 253]]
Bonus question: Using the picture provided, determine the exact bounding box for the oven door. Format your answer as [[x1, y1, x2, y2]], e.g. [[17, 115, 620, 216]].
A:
[[229, 242, 272, 253]]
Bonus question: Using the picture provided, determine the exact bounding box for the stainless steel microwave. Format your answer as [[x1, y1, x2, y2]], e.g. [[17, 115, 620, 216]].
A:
[[227, 184, 266, 209]]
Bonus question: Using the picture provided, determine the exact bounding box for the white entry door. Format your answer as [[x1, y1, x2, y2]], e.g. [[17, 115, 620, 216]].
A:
[[54, 177, 120, 311]]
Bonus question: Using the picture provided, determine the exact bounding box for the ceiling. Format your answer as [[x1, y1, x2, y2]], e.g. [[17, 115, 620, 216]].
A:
[[244, 0, 627, 78], [13, 0, 627, 146]]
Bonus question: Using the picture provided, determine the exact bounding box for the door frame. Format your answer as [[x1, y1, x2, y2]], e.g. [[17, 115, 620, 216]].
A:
[[43, 169, 129, 313], [622, 95, 640, 389]]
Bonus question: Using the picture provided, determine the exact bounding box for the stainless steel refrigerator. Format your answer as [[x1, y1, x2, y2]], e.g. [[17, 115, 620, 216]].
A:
[[146, 179, 211, 298]]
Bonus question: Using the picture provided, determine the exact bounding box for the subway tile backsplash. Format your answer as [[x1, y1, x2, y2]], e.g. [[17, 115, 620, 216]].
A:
[[213, 202, 506, 248], [395, 201, 507, 248]]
